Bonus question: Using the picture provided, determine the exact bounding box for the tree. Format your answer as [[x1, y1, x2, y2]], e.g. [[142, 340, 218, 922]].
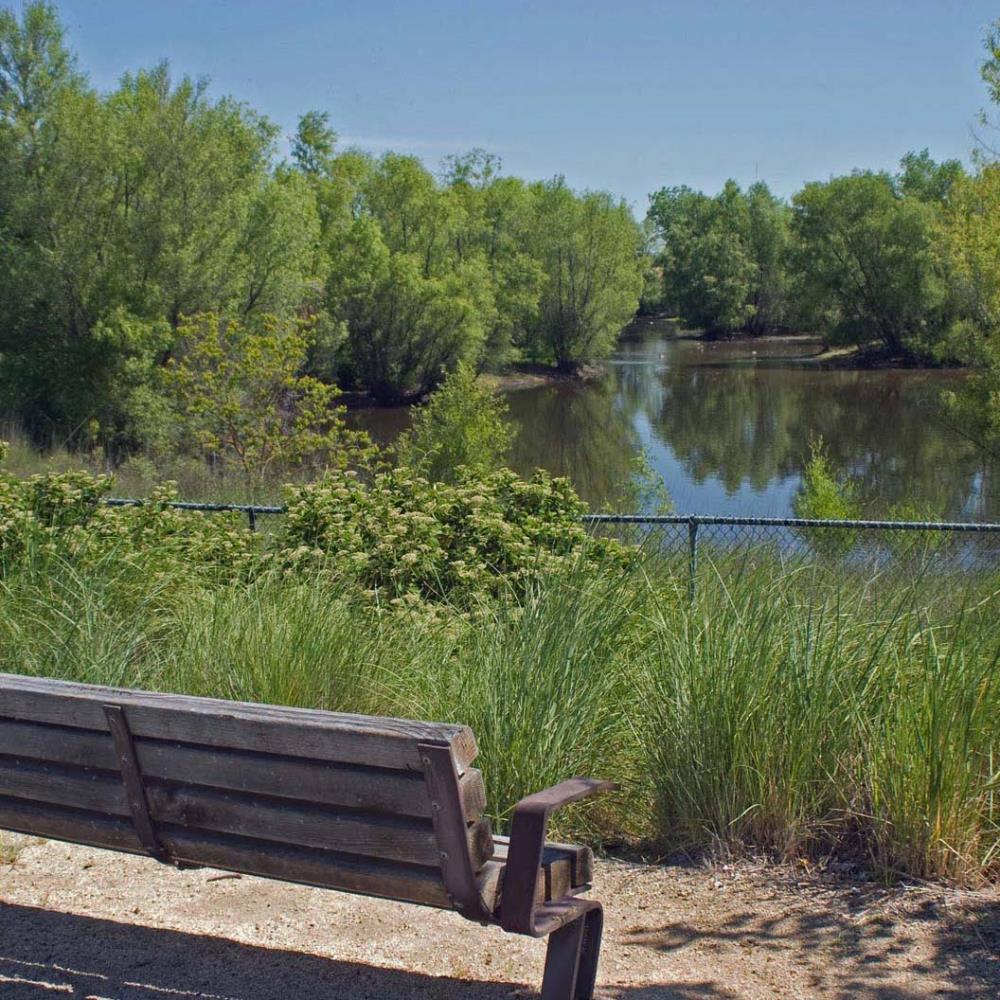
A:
[[646, 180, 791, 335], [524, 179, 643, 371], [792, 438, 859, 556], [932, 24, 1000, 454], [161, 313, 374, 491], [648, 184, 753, 333], [744, 182, 793, 334], [441, 160, 543, 369], [394, 361, 512, 482], [108, 64, 279, 327], [238, 169, 323, 317], [976, 19, 1000, 157], [0, 8, 296, 444], [0, 1, 80, 131], [327, 218, 491, 403], [898, 149, 965, 203], [939, 166, 1000, 454], [291, 110, 336, 176], [791, 171, 947, 356]]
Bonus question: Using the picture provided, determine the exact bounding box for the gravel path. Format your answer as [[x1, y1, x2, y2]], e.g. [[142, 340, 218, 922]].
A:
[[0, 836, 997, 998]]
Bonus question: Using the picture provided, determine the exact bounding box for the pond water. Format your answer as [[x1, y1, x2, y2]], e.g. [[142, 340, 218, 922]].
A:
[[354, 321, 997, 521]]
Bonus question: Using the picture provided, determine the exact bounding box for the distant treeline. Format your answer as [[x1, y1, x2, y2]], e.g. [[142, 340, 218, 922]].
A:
[[642, 153, 978, 360], [641, 24, 1000, 452], [0, 4, 644, 449], [2, 2, 1000, 458]]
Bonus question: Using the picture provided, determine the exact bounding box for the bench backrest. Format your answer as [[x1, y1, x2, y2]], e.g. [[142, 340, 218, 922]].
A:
[[0, 673, 494, 912]]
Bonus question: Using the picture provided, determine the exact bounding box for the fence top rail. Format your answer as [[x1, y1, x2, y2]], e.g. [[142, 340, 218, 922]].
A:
[[583, 514, 1000, 532], [98, 497, 1000, 533]]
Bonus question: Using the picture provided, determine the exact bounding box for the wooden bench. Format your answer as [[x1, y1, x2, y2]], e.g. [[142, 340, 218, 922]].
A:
[[0, 672, 612, 999]]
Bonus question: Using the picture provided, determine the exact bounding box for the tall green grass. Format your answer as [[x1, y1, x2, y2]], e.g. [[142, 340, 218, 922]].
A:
[[1, 542, 998, 883]]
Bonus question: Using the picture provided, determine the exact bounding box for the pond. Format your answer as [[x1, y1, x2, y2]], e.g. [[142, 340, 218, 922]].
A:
[[354, 321, 997, 521]]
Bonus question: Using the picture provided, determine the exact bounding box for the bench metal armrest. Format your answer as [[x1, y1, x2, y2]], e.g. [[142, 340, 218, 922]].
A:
[[499, 777, 614, 936]]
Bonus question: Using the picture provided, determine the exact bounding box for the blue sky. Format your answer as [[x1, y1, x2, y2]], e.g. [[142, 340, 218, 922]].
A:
[[52, 0, 999, 214]]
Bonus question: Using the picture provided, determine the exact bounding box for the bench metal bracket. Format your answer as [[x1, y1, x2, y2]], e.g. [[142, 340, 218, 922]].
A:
[[418, 741, 492, 923], [102, 703, 170, 865], [499, 777, 614, 999]]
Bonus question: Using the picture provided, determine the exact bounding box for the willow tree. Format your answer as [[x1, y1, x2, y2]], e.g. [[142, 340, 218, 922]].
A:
[[791, 171, 948, 357], [0, 3, 326, 446], [327, 217, 492, 403], [525, 180, 643, 371], [646, 180, 791, 335]]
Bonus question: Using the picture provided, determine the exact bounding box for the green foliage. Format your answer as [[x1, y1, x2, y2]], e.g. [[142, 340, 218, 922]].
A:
[[646, 180, 791, 335], [898, 149, 966, 203], [0, 2, 80, 125], [327, 215, 492, 402], [441, 163, 543, 369], [791, 169, 950, 356], [291, 110, 336, 176], [939, 166, 1000, 454], [394, 361, 513, 482], [0, 5, 649, 445], [793, 437, 859, 556], [979, 18, 1000, 145], [524, 180, 644, 370], [161, 313, 375, 491], [793, 437, 859, 521], [281, 467, 630, 604], [0, 452, 259, 579], [0, 6, 318, 443]]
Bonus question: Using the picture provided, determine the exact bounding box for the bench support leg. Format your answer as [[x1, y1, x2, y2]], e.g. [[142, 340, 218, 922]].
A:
[[540, 904, 603, 1000]]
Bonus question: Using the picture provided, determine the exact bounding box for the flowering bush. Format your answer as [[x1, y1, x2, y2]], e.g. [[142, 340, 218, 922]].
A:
[[82, 486, 261, 582], [282, 467, 631, 602], [0, 451, 258, 580], [0, 443, 631, 602]]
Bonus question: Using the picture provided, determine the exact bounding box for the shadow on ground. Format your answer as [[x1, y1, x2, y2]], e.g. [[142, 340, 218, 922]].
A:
[[2, 891, 998, 999], [0, 901, 732, 999], [622, 887, 1000, 1000]]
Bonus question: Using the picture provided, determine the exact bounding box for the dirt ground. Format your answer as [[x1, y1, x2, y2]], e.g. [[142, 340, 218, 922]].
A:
[[0, 835, 997, 999]]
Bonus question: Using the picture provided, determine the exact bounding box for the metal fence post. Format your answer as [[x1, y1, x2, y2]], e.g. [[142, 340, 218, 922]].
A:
[[247, 508, 257, 532], [687, 517, 699, 604]]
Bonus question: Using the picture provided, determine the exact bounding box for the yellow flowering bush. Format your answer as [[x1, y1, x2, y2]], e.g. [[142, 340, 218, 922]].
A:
[[0, 443, 632, 602], [282, 467, 631, 602]]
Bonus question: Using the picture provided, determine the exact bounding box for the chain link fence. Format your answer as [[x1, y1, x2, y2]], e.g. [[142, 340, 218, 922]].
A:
[[583, 514, 1000, 599], [103, 498, 1000, 597]]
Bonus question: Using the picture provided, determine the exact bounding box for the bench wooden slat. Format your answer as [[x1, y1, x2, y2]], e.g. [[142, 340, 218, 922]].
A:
[[0, 719, 487, 821], [0, 755, 493, 869], [0, 673, 478, 773], [0, 797, 453, 908], [158, 826, 454, 908], [146, 784, 494, 868], [0, 757, 126, 815], [0, 794, 142, 854]]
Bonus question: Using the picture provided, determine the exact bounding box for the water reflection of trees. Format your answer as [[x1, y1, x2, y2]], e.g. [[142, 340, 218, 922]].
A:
[[507, 379, 640, 508], [639, 361, 994, 519]]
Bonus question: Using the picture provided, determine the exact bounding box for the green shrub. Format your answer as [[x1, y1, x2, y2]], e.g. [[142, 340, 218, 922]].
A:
[[0, 457, 259, 582], [281, 466, 630, 603], [793, 437, 859, 557], [0, 454, 112, 564], [394, 361, 513, 483], [882, 500, 947, 560]]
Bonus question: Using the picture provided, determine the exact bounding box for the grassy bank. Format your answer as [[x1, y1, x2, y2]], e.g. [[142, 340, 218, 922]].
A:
[[2, 535, 997, 884]]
